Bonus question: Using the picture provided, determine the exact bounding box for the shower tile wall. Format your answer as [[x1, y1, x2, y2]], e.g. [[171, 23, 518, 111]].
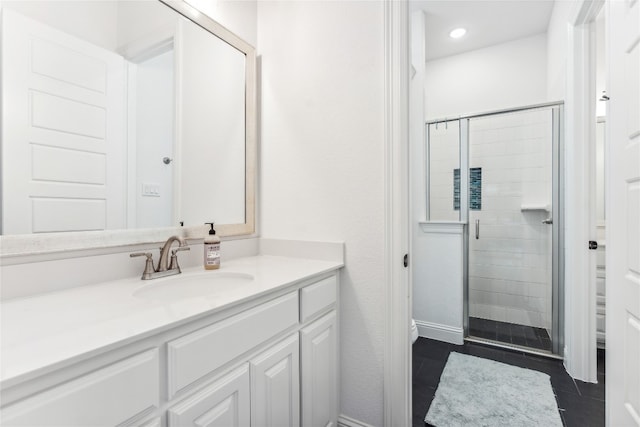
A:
[[428, 121, 460, 221], [468, 109, 553, 331]]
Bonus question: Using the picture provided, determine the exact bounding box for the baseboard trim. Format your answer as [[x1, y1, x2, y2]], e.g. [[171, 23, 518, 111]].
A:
[[338, 414, 376, 427], [415, 320, 464, 345]]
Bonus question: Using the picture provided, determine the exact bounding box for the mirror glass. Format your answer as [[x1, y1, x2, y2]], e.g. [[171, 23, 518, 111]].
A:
[[0, 0, 254, 240]]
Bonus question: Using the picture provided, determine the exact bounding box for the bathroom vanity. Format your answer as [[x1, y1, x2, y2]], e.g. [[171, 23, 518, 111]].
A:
[[0, 254, 342, 427]]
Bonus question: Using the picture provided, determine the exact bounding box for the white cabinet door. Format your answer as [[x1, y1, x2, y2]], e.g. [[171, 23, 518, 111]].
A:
[[167, 365, 250, 427], [300, 311, 337, 427], [250, 334, 300, 427]]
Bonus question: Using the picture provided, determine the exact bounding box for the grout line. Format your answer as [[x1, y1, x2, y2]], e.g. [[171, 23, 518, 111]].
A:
[[571, 377, 582, 396]]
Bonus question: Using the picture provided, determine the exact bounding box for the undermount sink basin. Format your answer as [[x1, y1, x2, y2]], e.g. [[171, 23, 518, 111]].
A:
[[133, 271, 255, 302]]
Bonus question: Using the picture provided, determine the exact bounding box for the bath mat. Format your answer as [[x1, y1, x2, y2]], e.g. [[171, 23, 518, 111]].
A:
[[425, 352, 562, 427]]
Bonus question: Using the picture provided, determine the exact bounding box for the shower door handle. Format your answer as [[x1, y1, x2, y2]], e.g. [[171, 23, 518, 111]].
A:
[[542, 218, 553, 224], [475, 220, 479, 239]]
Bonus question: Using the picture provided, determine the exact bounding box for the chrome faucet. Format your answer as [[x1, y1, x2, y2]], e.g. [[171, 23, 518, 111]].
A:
[[130, 235, 190, 280], [158, 235, 189, 272]]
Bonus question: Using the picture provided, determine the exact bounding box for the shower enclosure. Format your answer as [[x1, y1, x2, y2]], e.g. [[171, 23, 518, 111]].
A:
[[426, 103, 564, 356]]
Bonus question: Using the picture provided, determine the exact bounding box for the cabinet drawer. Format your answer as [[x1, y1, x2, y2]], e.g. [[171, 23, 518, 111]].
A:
[[1, 349, 159, 427], [168, 291, 299, 397], [300, 275, 337, 323]]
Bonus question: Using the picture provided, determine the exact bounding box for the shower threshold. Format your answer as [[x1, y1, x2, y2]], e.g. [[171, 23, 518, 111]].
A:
[[465, 336, 563, 360], [467, 317, 561, 359]]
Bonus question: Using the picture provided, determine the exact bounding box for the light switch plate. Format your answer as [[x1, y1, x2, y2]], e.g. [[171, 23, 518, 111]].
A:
[[142, 183, 161, 197]]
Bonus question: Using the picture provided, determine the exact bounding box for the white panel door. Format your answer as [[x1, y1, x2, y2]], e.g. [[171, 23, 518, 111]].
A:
[[607, 0, 640, 425], [167, 365, 250, 427], [1, 8, 125, 234], [250, 334, 300, 427], [300, 311, 337, 427]]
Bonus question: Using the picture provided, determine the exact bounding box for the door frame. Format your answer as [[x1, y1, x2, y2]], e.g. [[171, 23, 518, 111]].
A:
[[383, 0, 411, 426], [564, 0, 604, 383]]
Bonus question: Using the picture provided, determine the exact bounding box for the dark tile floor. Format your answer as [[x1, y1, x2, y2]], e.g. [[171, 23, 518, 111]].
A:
[[413, 337, 605, 427], [469, 317, 552, 352]]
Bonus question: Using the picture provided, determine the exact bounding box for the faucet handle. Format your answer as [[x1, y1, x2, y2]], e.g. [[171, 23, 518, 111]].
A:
[[130, 252, 156, 279], [130, 252, 152, 258], [169, 246, 190, 271]]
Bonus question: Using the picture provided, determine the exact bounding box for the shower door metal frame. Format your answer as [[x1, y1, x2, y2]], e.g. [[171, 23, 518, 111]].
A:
[[452, 101, 565, 357]]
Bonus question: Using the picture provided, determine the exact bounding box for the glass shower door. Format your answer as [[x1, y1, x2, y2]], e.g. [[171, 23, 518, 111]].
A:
[[466, 106, 559, 354]]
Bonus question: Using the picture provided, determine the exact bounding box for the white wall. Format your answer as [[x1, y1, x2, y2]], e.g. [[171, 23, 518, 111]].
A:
[[546, 1, 575, 101], [257, 1, 385, 425], [0, 0, 118, 51], [425, 33, 548, 120]]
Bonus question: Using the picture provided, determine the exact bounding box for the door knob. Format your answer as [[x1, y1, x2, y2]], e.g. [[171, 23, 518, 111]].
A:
[[542, 218, 553, 224]]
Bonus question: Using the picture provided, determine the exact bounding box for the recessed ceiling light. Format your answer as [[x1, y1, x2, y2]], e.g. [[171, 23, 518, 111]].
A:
[[449, 28, 467, 39]]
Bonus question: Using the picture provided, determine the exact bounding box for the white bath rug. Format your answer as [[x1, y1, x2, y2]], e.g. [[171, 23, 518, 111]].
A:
[[425, 352, 562, 427]]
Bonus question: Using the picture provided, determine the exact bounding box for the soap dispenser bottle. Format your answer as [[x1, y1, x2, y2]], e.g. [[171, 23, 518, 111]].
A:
[[204, 222, 220, 270]]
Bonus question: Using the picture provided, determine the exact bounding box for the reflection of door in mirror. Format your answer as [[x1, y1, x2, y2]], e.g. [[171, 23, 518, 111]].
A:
[[128, 47, 176, 229], [1, 8, 126, 234]]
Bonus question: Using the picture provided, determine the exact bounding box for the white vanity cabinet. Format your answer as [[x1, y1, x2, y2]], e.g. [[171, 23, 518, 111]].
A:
[[0, 270, 339, 427]]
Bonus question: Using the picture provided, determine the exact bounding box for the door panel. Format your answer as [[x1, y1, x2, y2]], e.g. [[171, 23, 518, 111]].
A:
[[467, 108, 555, 352], [167, 365, 250, 427], [251, 334, 300, 427], [607, 0, 640, 424], [300, 311, 337, 427], [467, 106, 561, 352]]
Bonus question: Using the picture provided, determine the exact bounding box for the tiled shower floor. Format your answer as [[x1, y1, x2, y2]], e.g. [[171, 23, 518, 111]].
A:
[[469, 317, 552, 352]]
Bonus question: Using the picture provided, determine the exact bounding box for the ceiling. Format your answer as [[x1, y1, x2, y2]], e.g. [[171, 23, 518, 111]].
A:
[[410, 0, 555, 61]]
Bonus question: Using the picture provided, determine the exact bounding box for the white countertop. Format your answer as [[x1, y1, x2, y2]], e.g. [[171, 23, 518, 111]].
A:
[[0, 255, 342, 387]]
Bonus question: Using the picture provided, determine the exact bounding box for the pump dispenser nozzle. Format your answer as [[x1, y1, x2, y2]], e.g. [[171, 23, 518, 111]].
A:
[[205, 222, 216, 235]]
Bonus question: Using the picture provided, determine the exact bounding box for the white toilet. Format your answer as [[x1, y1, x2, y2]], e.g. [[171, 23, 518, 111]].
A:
[[411, 319, 419, 344]]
